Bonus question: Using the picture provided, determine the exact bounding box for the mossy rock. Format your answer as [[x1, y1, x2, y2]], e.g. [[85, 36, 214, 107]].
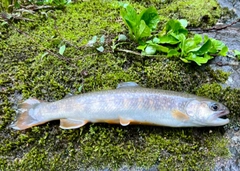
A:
[[0, 0, 239, 170]]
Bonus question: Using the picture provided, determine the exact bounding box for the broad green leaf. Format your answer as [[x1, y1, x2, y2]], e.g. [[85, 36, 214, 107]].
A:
[[218, 46, 228, 56], [139, 7, 159, 30], [192, 39, 212, 55], [120, 5, 139, 37], [179, 19, 188, 28], [136, 44, 147, 51], [136, 20, 151, 40], [145, 45, 156, 55], [152, 44, 169, 53], [59, 45, 66, 55], [167, 49, 180, 57], [171, 33, 186, 42], [164, 19, 188, 35], [152, 37, 160, 44], [176, 34, 186, 56], [194, 34, 202, 45], [208, 38, 227, 55], [184, 38, 198, 53], [203, 35, 209, 42], [159, 35, 179, 44], [234, 50, 240, 60], [234, 50, 240, 57], [185, 53, 213, 66]]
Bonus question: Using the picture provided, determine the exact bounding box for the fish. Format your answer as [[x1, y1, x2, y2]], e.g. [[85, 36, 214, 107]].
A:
[[10, 82, 230, 130]]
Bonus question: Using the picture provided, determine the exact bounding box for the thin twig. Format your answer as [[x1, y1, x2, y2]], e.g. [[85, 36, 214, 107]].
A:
[[188, 18, 240, 32], [115, 48, 164, 58]]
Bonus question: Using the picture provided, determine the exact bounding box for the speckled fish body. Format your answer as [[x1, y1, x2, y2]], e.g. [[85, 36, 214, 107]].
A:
[[10, 82, 230, 130]]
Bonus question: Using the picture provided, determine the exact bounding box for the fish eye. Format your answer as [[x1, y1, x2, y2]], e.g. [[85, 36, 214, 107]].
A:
[[210, 103, 219, 111]]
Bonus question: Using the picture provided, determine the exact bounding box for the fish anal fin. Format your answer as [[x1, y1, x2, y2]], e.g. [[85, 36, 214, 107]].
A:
[[119, 117, 131, 126], [60, 119, 88, 129], [116, 82, 140, 89], [172, 110, 189, 121]]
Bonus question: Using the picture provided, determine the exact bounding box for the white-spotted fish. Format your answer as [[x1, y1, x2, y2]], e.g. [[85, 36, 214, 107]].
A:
[[10, 82, 230, 130]]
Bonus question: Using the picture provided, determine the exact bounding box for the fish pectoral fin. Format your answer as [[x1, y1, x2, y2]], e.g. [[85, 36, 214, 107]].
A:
[[60, 119, 88, 129], [171, 110, 189, 121], [119, 117, 131, 126], [116, 82, 140, 89]]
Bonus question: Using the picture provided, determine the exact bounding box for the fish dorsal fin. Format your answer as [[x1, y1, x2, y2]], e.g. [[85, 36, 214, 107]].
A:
[[116, 82, 140, 89], [60, 119, 88, 129], [119, 117, 130, 126]]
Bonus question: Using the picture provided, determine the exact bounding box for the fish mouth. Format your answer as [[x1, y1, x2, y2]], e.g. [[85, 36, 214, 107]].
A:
[[207, 108, 230, 126]]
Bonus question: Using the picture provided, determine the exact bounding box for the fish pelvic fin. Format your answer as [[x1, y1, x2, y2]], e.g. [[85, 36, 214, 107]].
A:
[[119, 117, 130, 126], [60, 119, 88, 129], [10, 98, 46, 130]]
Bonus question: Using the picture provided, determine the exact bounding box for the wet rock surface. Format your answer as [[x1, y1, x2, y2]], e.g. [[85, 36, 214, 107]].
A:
[[207, 26, 240, 89], [208, 1, 240, 170], [214, 128, 240, 171], [218, 0, 240, 18]]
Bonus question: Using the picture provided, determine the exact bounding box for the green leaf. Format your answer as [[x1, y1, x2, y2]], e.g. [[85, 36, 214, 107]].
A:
[[152, 37, 160, 44], [153, 44, 169, 53], [118, 34, 127, 41], [184, 38, 198, 53], [192, 39, 212, 55], [136, 20, 151, 40], [164, 19, 188, 35], [78, 84, 83, 92], [176, 34, 186, 56], [120, 5, 139, 37], [87, 36, 97, 47], [59, 45, 66, 55], [137, 44, 147, 51], [180, 57, 191, 63], [100, 35, 105, 44], [96, 46, 104, 52], [159, 35, 179, 44], [193, 34, 202, 45], [146, 40, 169, 53], [145, 45, 156, 55], [139, 7, 159, 30], [178, 19, 188, 28], [167, 49, 180, 57], [218, 46, 228, 56], [208, 38, 228, 56], [234, 50, 240, 57], [185, 53, 213, 66]]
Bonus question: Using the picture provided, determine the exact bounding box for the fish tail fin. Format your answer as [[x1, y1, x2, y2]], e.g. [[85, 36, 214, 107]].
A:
[[10, 98, 45, 130]]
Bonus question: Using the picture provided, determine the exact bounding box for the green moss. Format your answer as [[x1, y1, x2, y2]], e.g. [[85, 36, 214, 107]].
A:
[[131, 0, 222, 27], [0, 0, 238, 170]]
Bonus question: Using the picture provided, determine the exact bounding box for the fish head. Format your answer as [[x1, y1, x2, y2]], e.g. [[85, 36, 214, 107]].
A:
[[186, 99, 229, 126]]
